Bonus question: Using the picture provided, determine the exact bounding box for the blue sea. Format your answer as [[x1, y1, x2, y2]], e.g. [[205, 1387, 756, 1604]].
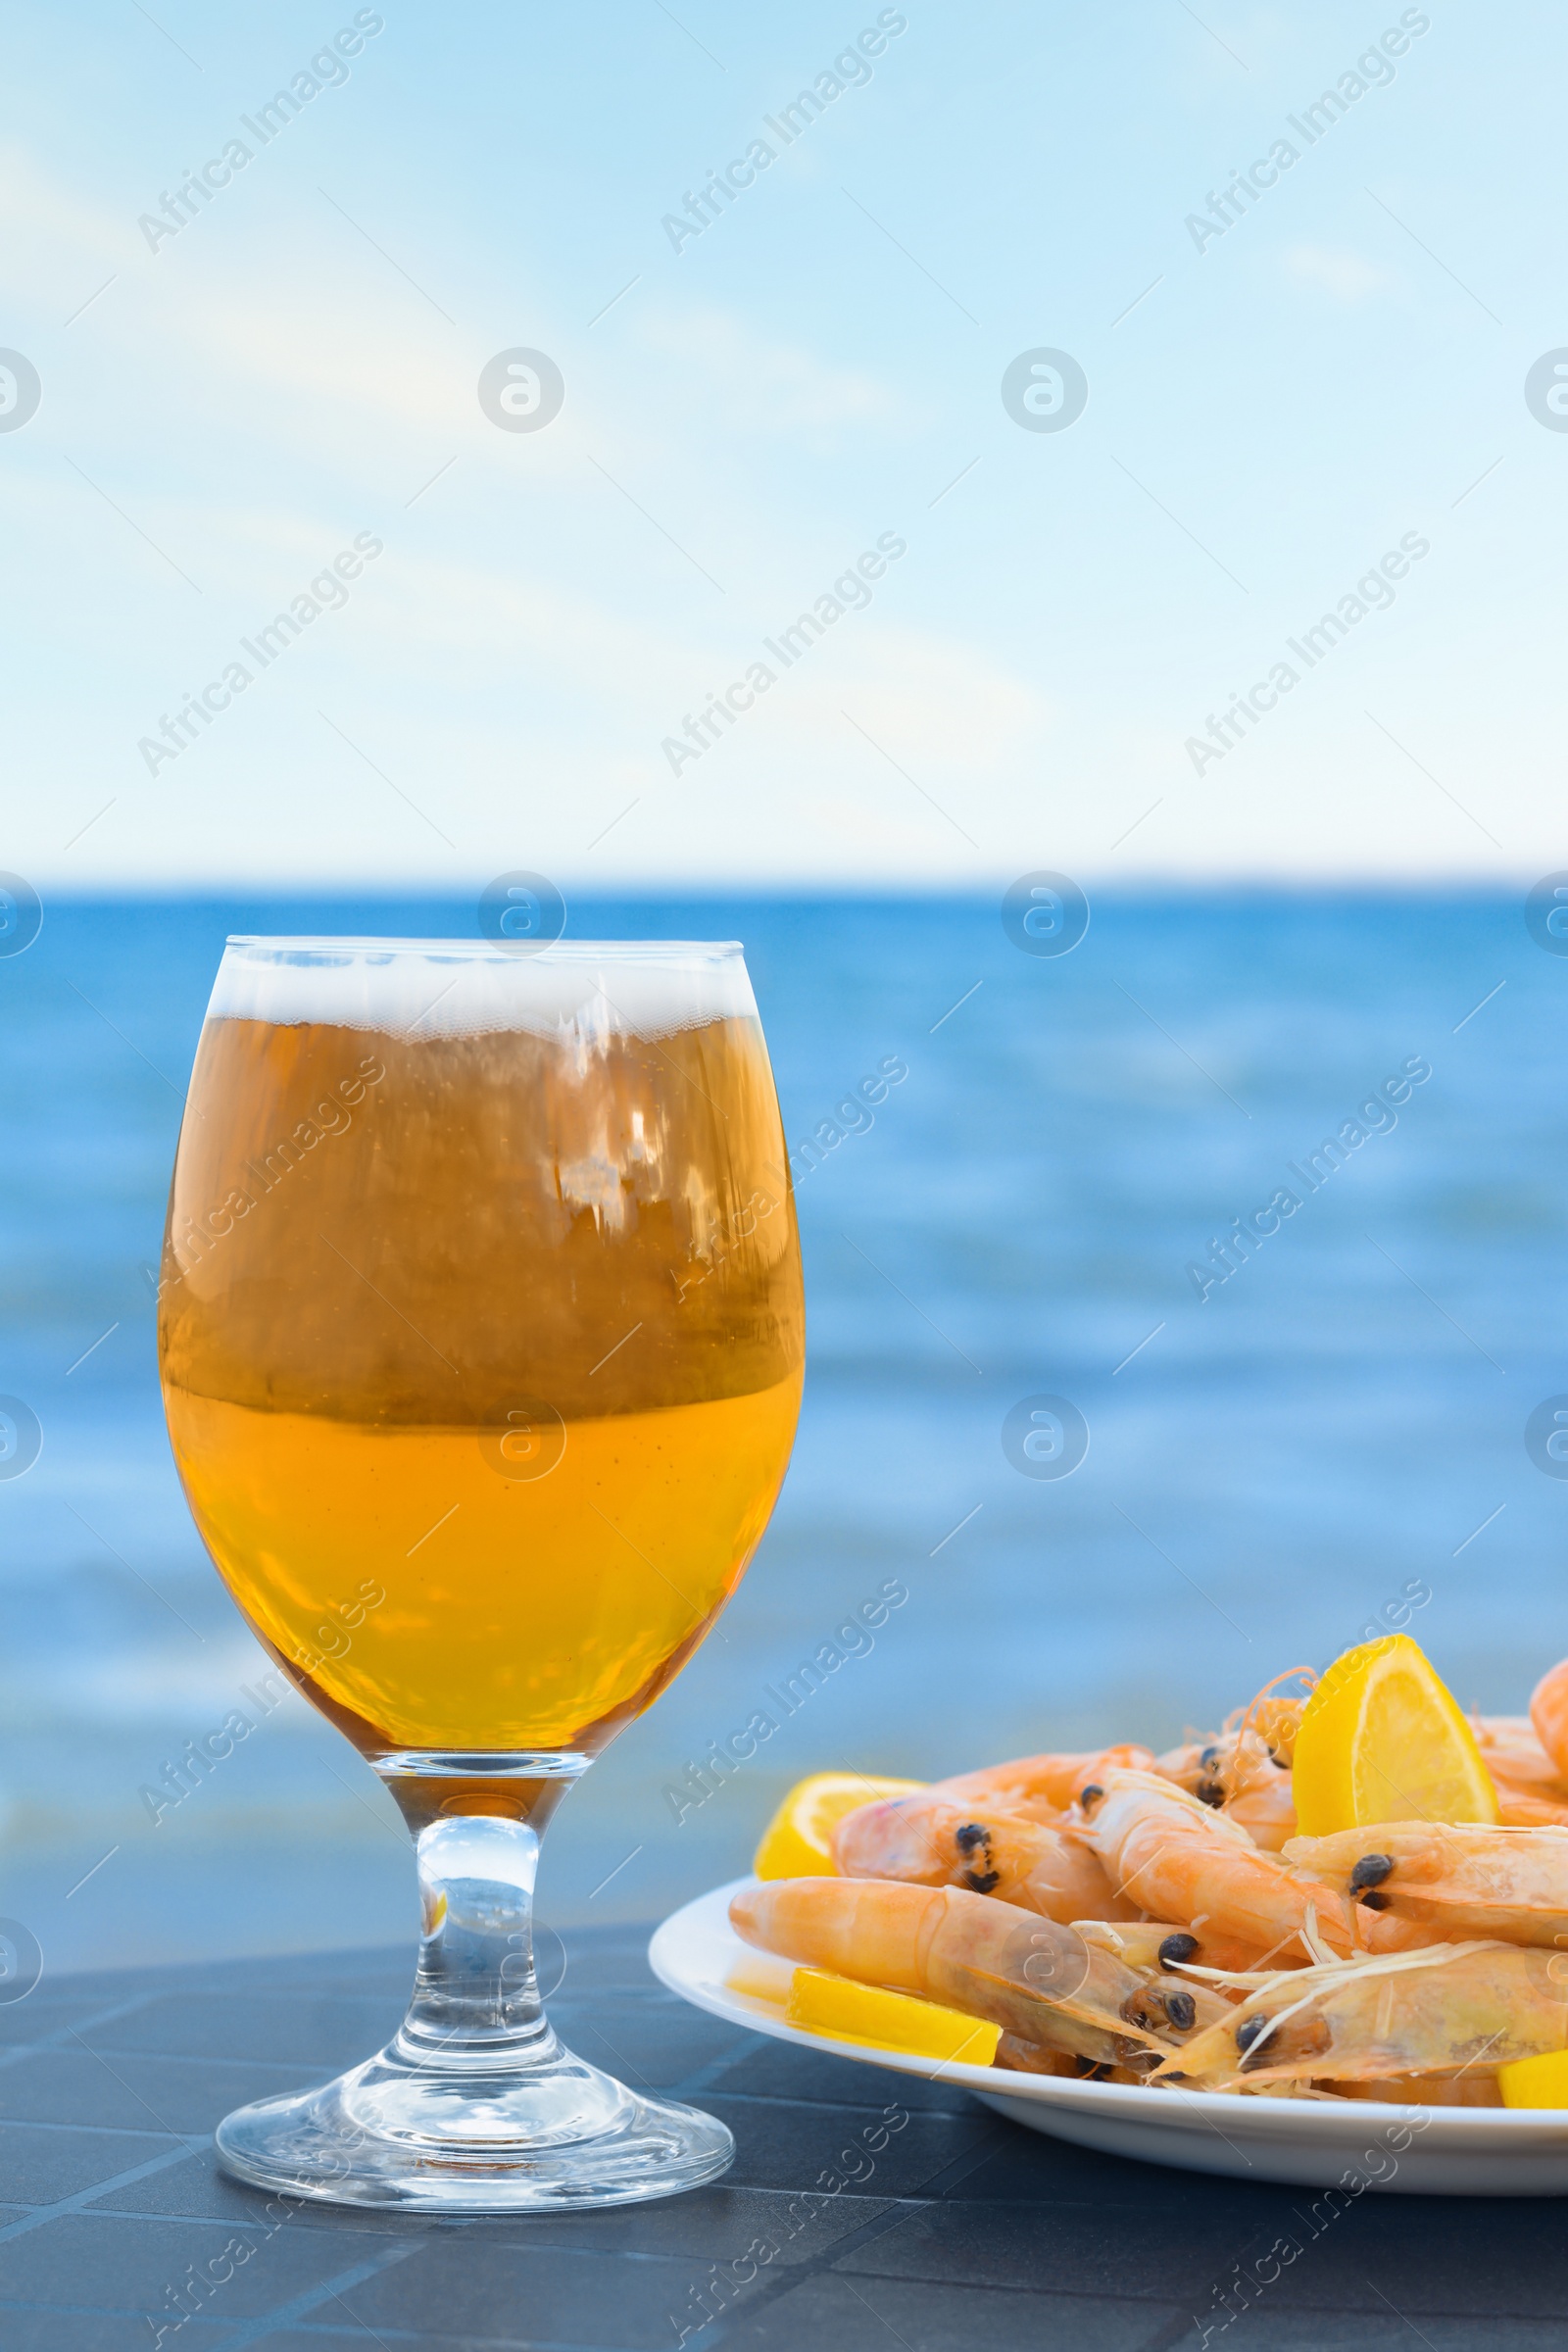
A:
[[4, 892, 1567, 1979]]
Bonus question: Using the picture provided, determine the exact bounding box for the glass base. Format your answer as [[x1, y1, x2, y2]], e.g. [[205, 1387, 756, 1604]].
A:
[[215, 2021, 734, 2212]]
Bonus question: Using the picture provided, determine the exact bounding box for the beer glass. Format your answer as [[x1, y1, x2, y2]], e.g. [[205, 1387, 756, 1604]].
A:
[[158, 937, 804, 2209]]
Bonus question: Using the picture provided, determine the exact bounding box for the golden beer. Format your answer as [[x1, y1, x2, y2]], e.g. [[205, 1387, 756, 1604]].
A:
[[159, 942, 805, 1757]]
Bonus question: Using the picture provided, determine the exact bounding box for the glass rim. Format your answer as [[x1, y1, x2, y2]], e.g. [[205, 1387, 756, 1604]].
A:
[[223, 936, 746, 962]]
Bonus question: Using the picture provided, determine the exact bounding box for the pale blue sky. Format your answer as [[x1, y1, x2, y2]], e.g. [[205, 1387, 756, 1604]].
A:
[[1, 0, 1563, 886]]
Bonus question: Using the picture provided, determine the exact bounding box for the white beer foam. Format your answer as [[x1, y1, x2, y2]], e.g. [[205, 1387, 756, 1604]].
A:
[[210, 938, 758, 1040]]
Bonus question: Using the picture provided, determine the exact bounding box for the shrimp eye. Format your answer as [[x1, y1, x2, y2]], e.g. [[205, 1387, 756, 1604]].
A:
[[1349, 1853, 1394, 1893], [1200, 1744, 1221, 1768], [954, 1822, 989, 1855], [1195, 1780, 1225, 1808], [1078, 1785, 1104, 1810], [1158, 1932, 1200, 1969], [1164, 1989, 1198, 2033], [1120, 1989, 1161, 2029], [1235, 2015, 1271, 2053]]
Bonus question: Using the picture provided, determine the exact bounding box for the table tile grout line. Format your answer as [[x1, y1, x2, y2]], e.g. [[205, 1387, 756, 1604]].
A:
[[295, 2334, 740, 2350], [914, 2119, 1022, 2201], [703, 2266, 1208, 2346], [71, 2198, 432, 2234], [673, 2123, 1017, 2343], [0, 2137, 210, 2243], [74, 2183, 881, 2228], [824, 2261, 1234, 2313], [662, 2029, 798, 2101], [0, 1987, 172, 2076], [823, 2223, 1427, 2326], [768, 2269, 1562, 2342], [25, 1937, 648, 1997], [69, 2198, 804, 2254], [699, 2200, 940, 2345], [0, 2113, 202, 2140], [687, 2084, 985, 2119], [13, 2182, 1025, 2345], [679, 2109, 1290, 2340], [202, 2236, 426, 2351], [205, 2324, 702, 2352], [0, 2310, 648, 2350], [0, 2180, 1092, 2238], [244, 2333, 661, 2351]]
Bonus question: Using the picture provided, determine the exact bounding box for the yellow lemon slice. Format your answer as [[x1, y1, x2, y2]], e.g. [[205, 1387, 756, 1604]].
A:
[[752, 1772, 924, 1880], [1292, 1635, 1498, 1838], [1499, 2051, 1568, 2108], [787, 1966, 1000, 2065]]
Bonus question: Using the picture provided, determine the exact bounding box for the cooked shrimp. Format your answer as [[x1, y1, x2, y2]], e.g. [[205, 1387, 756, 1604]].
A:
[[936, 1743, 1156, 1815], [1470, 1718, 1568, 1824], [1531, 1662, 1568, 1781], [1475, 1713, 1568, 1794], [1160, 1671, 1308, 1791], [1469, 1716, 1568, 1823], [831, 1791, 1135, 1924], [1080, 1768, 1402, 1961], [1225, 1775, 1298, 1853], [1074, 1919, 1198, 1971], [991, 2029, 1157, 2082], [1155, 1726, 1297, 1851], [1286, 1819, 1568, 1947], [729, 1878, 1229, 2067], [1497, 1790, 1568, 1830], [1233, 1686, 1306, 1769], [1075, 1916, 1282, 1979], [1164, 1938, 1568, 2090], [1155, 1739, 1229, 1804]]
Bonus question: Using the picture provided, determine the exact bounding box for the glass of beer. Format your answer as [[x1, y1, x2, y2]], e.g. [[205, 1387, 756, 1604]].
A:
[[158, 936, 804, 2209]]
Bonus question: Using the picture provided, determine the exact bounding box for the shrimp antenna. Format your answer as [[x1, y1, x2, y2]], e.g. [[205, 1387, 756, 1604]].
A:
[[1227, 1664, 1316, 1744]]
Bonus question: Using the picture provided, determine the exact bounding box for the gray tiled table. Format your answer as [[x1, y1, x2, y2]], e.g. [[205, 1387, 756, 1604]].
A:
[[1, 1927, 1559, 2352]]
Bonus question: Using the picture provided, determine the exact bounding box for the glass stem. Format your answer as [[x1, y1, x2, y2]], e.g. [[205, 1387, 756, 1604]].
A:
[[382, 1772, 578, 2062]]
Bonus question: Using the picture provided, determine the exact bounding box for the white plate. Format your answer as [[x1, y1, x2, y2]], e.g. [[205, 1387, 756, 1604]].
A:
[[649, 1879, 1568, 2195]]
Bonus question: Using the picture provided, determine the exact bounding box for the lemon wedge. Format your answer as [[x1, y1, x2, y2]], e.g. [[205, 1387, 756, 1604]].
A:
[[752, 1772, 924, 1880], [787, 1966, 1000, 2065], [1499, 2051, 1568, 2108], [1292, 1635, 1498, 1837]]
